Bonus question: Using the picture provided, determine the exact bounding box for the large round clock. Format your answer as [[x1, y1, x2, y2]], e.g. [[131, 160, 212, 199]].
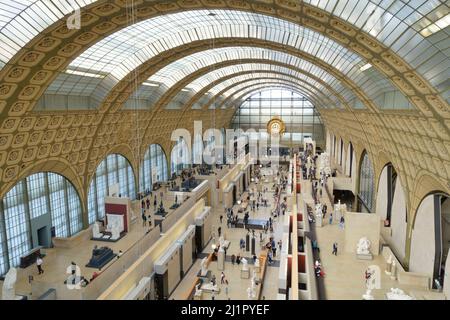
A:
[[267, 118, 285, 135]]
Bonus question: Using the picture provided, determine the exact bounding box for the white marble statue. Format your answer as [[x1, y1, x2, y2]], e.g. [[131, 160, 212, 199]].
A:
[[110, 222, 121, 240], [92, 222, 102, 238], [194, 283, 202, 297], [315, 203, 323, 217], [200, 257, 208, 276], [356, 237, 371, 255], [2, 267, 17, 300], [386, 288, 414, 300], [390, 260, 397, 280], [241, 258, 248, 271], [362, 289, 374, 300]]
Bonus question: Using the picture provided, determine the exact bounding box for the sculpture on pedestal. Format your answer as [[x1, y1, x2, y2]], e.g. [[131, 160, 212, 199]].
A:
[[2, 267, 17, 300], [356, 237, 371, 255], [200, 257, 208, 277], [194, 283, 202, 298], [111, 222, 121, 240], [390, 260, 397, 280], [385, 255, 393, 275], [362, 265, 381, 300]]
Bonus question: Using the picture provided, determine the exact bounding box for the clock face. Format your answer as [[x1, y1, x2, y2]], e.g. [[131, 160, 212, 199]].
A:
[[267, 118, 284, 135], [271, 122, 281, 133]]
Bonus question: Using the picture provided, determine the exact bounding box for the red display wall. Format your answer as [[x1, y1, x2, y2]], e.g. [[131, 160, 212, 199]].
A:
[[105, 203, 128, 232]]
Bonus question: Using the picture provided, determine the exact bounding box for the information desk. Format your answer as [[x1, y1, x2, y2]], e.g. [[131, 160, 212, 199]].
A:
[[20, 247, 42, 268]]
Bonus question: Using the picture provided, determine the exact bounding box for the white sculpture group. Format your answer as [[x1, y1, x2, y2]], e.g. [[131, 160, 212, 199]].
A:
[[356, 237, 372, 255]]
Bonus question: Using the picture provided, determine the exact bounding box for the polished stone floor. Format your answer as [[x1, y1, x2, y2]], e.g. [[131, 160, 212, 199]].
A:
[[170, 167, 287, 300]]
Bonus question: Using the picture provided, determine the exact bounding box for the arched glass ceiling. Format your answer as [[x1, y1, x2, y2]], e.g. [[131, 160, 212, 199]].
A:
[[126, 46, 356, 108], [173, 71, 338, 111], [0, 2, 447, 92], [171, 65, 341, 105], [44, 9, 402, 106], [147, 47, 349, 96], [227, 84, 313, 109], [222, 81, 323, 109], [207, 78, 327, 110], [176, 72, 339, 111]]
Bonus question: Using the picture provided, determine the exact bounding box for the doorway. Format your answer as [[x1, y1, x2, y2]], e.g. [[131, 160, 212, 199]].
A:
[[37, 226, 50, 248]]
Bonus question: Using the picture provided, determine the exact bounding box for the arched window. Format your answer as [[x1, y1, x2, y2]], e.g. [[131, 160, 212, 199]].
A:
[[140, 144, 168, 192], [0, 172, 82, 275], [171, 137, 191, 175], [411, 193, 450, 289], [88, 154, 136, 224], [358, 151, 375, 212], [231, 89, 324, 147]]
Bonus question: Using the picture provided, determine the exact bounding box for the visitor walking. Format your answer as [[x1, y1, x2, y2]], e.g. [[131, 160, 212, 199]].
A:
[[221, 272, 228, 285], [220, 215, 223, 224], [339, 215, 345, 229], [36, 255, 44, 274], [218, 226, 222, 237], [142, 212, 147, 227], [329, 212, 333, 225], [332, 242, 338, 255]]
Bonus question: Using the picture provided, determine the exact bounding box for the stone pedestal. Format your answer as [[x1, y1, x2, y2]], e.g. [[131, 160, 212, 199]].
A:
[[356, 253, 373, 260], [241, 269, 250, 279]]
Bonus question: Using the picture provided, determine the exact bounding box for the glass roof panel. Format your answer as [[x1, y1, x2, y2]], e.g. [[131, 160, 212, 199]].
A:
[[1, 2, 447, 94], [179, 77, 331, 110], [218, 78, 330, 109], [47, 9, 376, 103]]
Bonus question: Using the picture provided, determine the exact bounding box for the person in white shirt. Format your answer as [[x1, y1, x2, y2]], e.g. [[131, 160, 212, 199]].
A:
[[36, 256, 44, 274]]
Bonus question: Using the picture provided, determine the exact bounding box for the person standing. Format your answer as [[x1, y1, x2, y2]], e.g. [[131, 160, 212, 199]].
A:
[[219, 215, 223, 224], [329, 212, 333, 225], [36, 255, 44, 274], [332, 242, 338, 255], [231, 254, 236, 265], [339, 215, 345, 229], [142, 212, 147, 227], [218, 226, 222, 237], [221, 272, 228, 285]]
